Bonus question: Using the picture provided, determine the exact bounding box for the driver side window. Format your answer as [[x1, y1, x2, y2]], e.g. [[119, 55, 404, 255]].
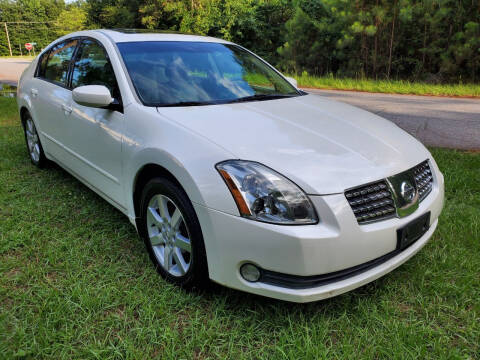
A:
[[71, 39, 121, 100]]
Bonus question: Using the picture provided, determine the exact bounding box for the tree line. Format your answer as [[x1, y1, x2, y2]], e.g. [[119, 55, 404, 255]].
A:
[[1, 0, 479, 83]]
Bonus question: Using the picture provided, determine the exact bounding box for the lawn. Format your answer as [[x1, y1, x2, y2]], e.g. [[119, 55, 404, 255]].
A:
[[0, 97, 479, 359], [294, 73, 480, 98]]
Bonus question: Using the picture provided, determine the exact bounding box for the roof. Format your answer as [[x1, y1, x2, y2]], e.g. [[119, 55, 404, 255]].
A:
[[96, 29, 231, 44]]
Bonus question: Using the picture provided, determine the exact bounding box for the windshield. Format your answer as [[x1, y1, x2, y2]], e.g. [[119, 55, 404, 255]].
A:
[[117, 41, 300, 106]]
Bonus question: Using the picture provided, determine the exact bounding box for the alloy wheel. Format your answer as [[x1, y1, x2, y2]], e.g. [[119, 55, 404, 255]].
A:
[[146, 194, 192, 277], [25, 118, 40, 163]]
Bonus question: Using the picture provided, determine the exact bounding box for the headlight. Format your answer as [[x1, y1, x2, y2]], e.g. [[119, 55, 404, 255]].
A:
[[216, 160, 318, 225]]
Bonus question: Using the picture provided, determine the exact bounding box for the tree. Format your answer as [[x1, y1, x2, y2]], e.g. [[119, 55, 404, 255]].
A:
[[0, 0, 478, 82], [0, 0, 66, 54], [57, 5, 87, 36]]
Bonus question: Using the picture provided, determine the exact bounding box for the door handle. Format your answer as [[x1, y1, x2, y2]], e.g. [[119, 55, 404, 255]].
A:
[[31, 88, 38, 98], [62, 104, 73, 114]]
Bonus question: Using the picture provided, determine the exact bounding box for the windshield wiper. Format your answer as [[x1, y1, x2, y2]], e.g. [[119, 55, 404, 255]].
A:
[[157, 101, 216, 107], [226, 94, 297, 104], [155, 94, 297, 107]]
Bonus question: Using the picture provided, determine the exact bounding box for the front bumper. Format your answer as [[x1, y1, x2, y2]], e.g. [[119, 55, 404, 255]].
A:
[[194, 168, 444, 303]]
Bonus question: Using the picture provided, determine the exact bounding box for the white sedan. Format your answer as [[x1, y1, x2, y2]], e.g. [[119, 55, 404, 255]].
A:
[[17, 30, 444, 302]]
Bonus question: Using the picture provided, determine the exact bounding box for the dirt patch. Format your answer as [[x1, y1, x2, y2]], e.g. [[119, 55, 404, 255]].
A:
[[397, 303, 413, 313], [5, 267, 21, 279]]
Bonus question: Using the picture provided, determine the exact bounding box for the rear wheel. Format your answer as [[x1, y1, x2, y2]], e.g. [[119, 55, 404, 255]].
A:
[[139, 177, 209, 288], [23, 113, 46, 167]]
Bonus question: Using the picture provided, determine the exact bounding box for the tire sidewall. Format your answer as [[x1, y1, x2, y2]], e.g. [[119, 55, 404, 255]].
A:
[[23, 113, 46, 167]]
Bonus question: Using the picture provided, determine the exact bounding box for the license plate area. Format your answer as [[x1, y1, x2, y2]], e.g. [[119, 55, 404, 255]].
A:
[[397, 212, 430, 251]]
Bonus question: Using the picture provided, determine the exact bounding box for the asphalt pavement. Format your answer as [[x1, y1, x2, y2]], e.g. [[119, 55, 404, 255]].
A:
[[0, 58, 32, 85], [1, 58, 479, 150], [307, 88, 480, 150]]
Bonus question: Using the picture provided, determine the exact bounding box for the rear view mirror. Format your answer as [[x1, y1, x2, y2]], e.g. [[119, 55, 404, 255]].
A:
[[285, 76, 298, 88], [72, 85, 113, 108]]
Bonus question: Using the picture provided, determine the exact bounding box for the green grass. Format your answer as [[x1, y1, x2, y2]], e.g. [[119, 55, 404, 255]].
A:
[[0, 97, 19, 126], [294, 73, 480, 98], [1, 97, 479, 359]]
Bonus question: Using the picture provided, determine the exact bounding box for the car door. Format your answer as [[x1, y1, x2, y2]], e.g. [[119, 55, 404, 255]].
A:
[[30, 39, 79, 160], [65, 38, 126, 209]]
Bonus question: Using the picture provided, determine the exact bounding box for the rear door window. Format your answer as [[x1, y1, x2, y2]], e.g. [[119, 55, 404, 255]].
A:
[[36, 51, 50, 78], [43, 39, 78, 86]]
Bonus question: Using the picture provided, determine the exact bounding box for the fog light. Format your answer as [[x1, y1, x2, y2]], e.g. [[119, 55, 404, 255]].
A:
[[240, 263, 261, 282]]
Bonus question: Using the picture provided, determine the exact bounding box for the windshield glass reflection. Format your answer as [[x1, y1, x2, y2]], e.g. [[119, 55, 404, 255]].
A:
[[117, 41, 300, 106]]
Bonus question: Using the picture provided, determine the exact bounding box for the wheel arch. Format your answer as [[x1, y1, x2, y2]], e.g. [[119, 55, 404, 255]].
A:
[[132, 163, 188, 220], [19, 106, 30, 127]]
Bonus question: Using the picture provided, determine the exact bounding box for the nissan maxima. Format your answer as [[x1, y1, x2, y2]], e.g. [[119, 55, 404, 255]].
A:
[[17, 30, 444, 302]]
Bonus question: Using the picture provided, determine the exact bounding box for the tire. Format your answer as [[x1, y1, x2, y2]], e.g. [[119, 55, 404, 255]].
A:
[[23, 113, 47, 168], [139, 177, 209, 288]]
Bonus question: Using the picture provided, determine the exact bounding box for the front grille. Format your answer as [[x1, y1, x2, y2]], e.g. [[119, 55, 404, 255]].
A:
[[345, 180, 396, 224], [346, 160, 435, 224], [413, 160, 433, 202]]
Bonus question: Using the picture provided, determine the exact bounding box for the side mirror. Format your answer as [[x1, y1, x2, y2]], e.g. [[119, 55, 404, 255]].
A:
[[284, 76, 298, 88], [72, 85, 113, 108]]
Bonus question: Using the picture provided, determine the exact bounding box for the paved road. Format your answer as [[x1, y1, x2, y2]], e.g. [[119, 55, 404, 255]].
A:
[[0, 58, 32, 86], [1, 58, 479, 149], [307, 89, 480, 150]]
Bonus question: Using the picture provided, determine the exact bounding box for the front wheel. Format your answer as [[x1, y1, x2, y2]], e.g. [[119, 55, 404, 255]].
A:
[[23, 114, 46, 167], [139, 177, 209, 288]]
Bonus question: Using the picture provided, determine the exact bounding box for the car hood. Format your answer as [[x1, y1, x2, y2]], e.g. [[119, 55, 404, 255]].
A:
[[156, 94, 431, 194]]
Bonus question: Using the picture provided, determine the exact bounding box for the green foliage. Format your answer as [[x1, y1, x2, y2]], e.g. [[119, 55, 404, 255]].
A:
[[56, 6, 88, 36], [85, 0, 140, 28], [277, 0, 480, 82], [0, 0, 87, 54], [1, 0, 479, 82]]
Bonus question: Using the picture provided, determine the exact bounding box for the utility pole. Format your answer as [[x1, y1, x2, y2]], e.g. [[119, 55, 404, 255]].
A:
[[2, 21, 56, 56], [4, 22, 13, 56]]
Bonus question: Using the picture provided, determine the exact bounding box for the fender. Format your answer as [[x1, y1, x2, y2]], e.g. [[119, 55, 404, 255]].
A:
[[126, 147, 237, 273], [122, 103, 241, 223], [127, 147, 208, 217]]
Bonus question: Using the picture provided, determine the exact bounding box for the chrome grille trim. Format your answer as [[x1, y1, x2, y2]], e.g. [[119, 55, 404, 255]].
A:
[[413, 160, 433, 202], [345, 160, 434, 224], [345, 180, 396, 224]]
